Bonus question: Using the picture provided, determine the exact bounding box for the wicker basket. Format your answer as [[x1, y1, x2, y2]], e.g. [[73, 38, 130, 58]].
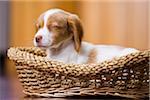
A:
[[7, 47, 149, 99]]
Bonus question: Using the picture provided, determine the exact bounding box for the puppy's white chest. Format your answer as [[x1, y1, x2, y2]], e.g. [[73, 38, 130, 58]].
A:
[[47, 52, 74, 63], [46, 43, 84, 64]]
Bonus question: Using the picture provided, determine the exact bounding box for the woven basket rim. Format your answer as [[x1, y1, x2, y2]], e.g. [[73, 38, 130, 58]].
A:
[[7, 47, 150, 77]]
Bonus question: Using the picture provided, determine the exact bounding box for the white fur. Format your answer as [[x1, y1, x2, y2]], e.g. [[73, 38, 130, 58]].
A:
[[34, 9, 139, 64]]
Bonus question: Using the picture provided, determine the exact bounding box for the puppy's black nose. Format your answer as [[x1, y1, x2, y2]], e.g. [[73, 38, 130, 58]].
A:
[[35, 35, 42, 43]]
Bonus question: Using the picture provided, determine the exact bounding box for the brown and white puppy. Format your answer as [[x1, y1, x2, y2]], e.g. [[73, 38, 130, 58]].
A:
[[34, 8, 138, 64]]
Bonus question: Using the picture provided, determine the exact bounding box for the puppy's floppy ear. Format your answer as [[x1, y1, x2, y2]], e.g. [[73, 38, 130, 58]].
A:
[[67, 14, 83, 53]]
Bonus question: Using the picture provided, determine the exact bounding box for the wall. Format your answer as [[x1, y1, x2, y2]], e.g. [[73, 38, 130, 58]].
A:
[[81, 1, 148, 50]]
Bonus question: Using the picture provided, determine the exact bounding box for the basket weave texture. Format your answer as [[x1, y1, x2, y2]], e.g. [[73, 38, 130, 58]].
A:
[[7, 47, 149, 98]]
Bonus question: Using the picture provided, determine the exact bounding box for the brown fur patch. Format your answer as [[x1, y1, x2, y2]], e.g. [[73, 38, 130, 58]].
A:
[[35, 13, 45, 32], [46, 12, 73, 50], [87, 48, 97, 63]]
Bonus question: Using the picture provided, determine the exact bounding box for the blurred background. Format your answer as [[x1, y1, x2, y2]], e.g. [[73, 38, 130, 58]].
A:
[[0, 0, 149, 99]]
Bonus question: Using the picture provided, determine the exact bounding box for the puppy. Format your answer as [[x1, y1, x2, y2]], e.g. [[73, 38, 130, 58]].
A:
[[34, 8, 138, 64]]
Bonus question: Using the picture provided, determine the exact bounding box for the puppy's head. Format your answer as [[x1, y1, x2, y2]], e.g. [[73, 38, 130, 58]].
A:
[[34, 9, 83, 52]]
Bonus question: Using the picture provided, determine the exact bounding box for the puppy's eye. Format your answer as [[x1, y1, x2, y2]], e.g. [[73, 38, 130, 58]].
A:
[[47, 23, 63, 31], [52, 25, 62, 29]]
